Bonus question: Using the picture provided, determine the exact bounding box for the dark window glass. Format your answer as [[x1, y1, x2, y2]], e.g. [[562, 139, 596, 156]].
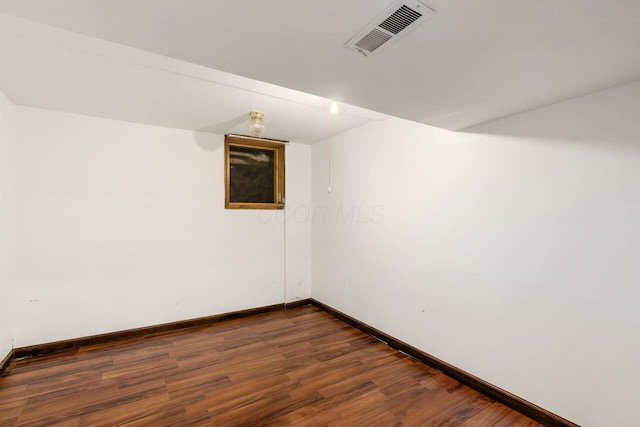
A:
[[229, 146, 275, 203]]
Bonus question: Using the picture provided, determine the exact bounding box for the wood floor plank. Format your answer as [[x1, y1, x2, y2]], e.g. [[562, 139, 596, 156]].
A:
[[0, 306, 544, 426]]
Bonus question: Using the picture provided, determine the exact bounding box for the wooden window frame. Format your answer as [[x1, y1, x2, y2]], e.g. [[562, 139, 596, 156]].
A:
[[224, 135, 285, 210]]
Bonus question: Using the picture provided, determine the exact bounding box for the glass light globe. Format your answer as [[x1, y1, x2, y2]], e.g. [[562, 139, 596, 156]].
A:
[[249, 111, 265, 137]]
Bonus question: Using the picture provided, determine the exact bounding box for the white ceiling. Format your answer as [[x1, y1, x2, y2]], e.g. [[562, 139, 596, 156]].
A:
[[1, 0, 640, 136], [0, 13, 388, 144]]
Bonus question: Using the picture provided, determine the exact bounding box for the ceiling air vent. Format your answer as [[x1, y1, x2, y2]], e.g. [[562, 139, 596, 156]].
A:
[[345, 0, 435, 57]]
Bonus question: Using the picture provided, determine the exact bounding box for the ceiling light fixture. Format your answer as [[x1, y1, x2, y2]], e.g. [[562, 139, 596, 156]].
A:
[[329, 101, 340, 115], [248, 111, 265, 137]]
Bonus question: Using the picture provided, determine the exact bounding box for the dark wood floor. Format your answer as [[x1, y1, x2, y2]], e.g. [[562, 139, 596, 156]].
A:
[[0, 306, 543, 426]]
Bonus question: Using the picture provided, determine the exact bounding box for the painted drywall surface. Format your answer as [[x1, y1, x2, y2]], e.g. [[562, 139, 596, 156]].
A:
[[312, 81, 640, 426], [285, 143, 312, 302], [0, 89, 15, 360], [253, 142, 313, 303], [0, 12, 381, 145], [13, 107, 311, 347]]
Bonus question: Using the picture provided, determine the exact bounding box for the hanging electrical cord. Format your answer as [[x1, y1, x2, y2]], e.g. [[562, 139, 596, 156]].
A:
[[328, 101, 339, 193], [328, 115, 332, 193], [283, 187, 288, 309], [287, 101, 338, 309]]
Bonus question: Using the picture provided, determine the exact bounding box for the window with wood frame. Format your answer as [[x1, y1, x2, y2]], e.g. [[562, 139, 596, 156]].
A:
[[224, 135, 285, 210]]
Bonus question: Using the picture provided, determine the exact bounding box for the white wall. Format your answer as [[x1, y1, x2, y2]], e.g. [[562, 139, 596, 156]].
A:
[[13, 107, 311, 347], [0, 89, 15, 361], [312, 80, 640, 426], [253, 141, 312, 304], [284, 144, 312, 303]]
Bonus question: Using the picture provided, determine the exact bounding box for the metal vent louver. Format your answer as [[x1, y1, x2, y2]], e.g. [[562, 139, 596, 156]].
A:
[[355, 28, 393, 52], [379, 5, 423, 34], [345, 0, 435, 57]]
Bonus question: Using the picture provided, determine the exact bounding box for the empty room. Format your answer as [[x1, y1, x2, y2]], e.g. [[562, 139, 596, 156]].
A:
[[1, 1, 639, 426]]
